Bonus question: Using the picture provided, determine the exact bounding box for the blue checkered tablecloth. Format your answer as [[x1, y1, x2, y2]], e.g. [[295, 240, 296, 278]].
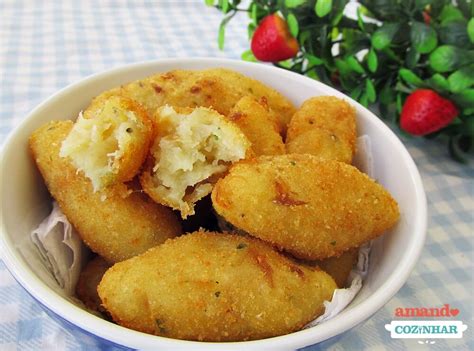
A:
[[1, 1, 472, 350]]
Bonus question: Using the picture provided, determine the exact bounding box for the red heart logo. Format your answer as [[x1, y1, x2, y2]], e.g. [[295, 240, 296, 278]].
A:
[[450, 309, 459, 317]]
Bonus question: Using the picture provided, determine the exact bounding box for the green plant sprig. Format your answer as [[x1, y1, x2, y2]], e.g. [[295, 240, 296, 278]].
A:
[[206, 0, 474, 162]]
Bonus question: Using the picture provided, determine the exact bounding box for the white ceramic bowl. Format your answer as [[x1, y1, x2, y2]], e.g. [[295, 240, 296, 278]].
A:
[[0, 58, 426, 350]]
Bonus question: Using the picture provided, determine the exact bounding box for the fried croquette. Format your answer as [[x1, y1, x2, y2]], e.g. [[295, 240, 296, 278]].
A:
[[29, 121, 181, 263], [212, 154, 399, 260], [88, 71, 189, 119], [196, 68, 295, 132], [140, 105, 251, 219], [87, 68, 296, 134], [229, 96, 285, 156], [60, 96, 153, 191], [315, 249, 359, 288], [98, 231, 337, 341], [286, 96, 356, 163], [286, 128, 353, 163], [76, 256, 111, 314]]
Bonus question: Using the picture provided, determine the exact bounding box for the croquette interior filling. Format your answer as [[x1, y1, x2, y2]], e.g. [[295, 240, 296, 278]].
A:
[[60, 106, 138, 191], [151, 105, 248, 214]]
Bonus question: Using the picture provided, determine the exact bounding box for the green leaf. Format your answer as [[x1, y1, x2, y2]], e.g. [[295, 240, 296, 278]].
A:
[[411, 21, 437, 54], [279, 60, 293, 69], [346, 56, 365, 74], [335, 59, 352, 76], [315, 0, 332, 18], [339, 75, 357, 92], [331, 10, 344, 26], [247, 23, 256, 40], [218, 21, 226, 50], [383, 47, 403, 63], [292, 62, 303, 72], [358, 4, 374, 18], [396, 93, 403, 114], [364, 0, 400, 19], [366, 79, 376, 103], [429, 45, 472, 73], [439, 5, 465, 25], [285, 0, 306, 8], [371, 23, 400, 50], [357, 6, 365, 32], [250, 3, 257, 25], [399, 68, 424, 87], [307, 69, 319, 80], [299, 30, 312, 45], [220, 0, 229, 14], [464, 108, 474, 115], [205, 0, 214, 6], [439, 20, 470, 47], [359, 92, 369, 107], [319, 25, 328, 51], [395, 81, 413, 94], [451, 89, 474, 108], [427, 73, 450, 92], [367, 48, 378, 73], [468, 18, 474, 43], [241, 50, 257, 62], [379, 82, 396, 105], [217, 13, 236, 50], [405, 46, 420, 69], [350, 85, 363, 101], [448, 64, 474, 93], [429, 46, 455, 72], [341, 28, 368, 54], [306, 54, 324, 66], [287, 13, 299, 37]]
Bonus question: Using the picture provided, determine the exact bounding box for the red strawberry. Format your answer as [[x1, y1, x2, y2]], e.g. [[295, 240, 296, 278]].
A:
[[422, 11, 431, 25], [251, 14, 299, 62], [400, 89, 458, 136]]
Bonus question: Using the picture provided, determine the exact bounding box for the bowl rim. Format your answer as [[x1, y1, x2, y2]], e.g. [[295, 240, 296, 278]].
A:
[[0, 57, 427, 350]]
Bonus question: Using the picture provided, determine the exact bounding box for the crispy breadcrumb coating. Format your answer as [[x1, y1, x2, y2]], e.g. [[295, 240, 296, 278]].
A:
[[228, 96, 285, 156], [286, 96, 356, 163], [86, 68, 296, 134], [98, 231, 337, 341], [29, 121, 181, 263], [212, 154, 399, 260]]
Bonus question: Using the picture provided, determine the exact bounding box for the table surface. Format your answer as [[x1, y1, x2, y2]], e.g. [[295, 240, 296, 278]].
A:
[[0, 1, 472, 350]]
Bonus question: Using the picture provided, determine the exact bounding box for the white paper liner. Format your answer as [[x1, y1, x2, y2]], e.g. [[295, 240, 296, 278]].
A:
[[306, 242, 371, 327], [29, 135, 375, 326], [30, 202, 85, 296]]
